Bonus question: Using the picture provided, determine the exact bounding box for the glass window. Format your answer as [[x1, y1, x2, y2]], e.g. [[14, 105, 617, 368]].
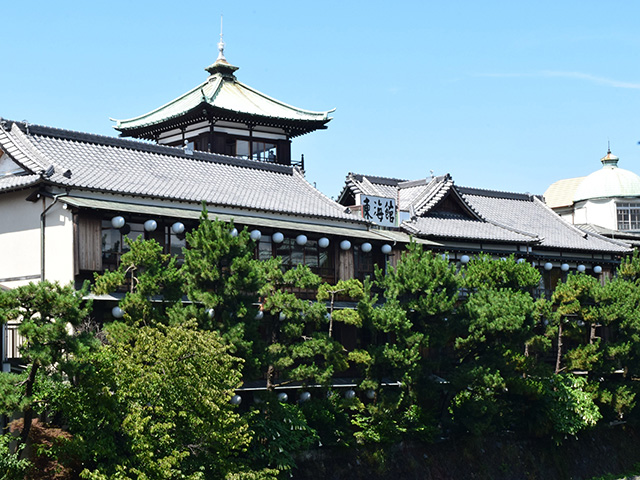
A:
[[236, 140, 250, 158], [617, 203, 640, 230]]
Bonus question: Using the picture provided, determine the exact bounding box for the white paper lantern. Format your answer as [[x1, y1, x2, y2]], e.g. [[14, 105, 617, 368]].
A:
[[296, 234, 308, 246], [345, 389, 356, 400], [230, 395, 242, 405], [517, 258, 526, 264], [206, 308, 215, 319], [441, 253, 449, 261], [171, 222, 185, 234], [365, 389, 376, 400], [112, 306, 124, 319], [561, 263, 570, 272], [272, 232, 284, 243], [277, 392, 288, 403], [544, 262, 553, 271], [255, 310, 264, 320], [299, 391, 311, 403], [594, 265, 603, 274], [250, 229, 262, 241], [144, 219, 157, 232], [577, 264, 586, 273], [381, 244, 392, 255], [318, 237, 330, 248], [230, 228, 238, 237], [279, 312, 286, 321], [111, 216, 125, 229], [340, 240, 351, 250], [361, 242, 372, 253], [460, 255, 470, 264]]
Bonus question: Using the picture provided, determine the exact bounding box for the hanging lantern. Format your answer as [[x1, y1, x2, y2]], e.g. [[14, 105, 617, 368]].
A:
[[360, 242, 372, 253], [272, 232, 284, 243], [299, 391, 311, 403], [230, 395, 242, 405], [381, 244, 392, 255], [277, 392, 288, 403], [230, 228, 238, 237], [577, 264, 586, 273], [279, 312, 286, 321], [594, 265, 603, 274], [111, 306, 124, 319], [255, 310, 264, 321], [517, 258, 526, 264], [206, 308, 215, 319], [365, 389, 376, 400], [144, 219, 158, 232], [561, 263, 570, 272], [544, 262, 553, 271], [171, 222, 185, 234], [441, 253, 449, 261], [296, 234, 308, 246], [111, 216, 125, 229], [318, 237, 330, 248], [460, 255, 470, 264], [250, 229, 262, 241], [340, 240, 351, 250], [344, 389, 356, 400]]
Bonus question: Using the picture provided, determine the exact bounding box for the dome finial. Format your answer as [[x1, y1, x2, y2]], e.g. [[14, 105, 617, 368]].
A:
[[217, 15, 226, 62], [601, 144, 619, 167], [205, 14, 239, 77]]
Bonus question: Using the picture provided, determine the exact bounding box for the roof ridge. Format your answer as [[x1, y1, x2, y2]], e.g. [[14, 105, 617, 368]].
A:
[[13, 120, 295, 175], [350, 172, 407, 186], [3, 123, 55, 173], [458, 185, 535, 200]]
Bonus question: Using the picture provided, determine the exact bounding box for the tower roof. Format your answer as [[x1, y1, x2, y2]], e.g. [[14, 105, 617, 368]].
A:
[[112, 45, 334, 139]]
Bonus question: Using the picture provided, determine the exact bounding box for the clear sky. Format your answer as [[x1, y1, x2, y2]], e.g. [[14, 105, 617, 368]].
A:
[[3, 1, 640, 199]]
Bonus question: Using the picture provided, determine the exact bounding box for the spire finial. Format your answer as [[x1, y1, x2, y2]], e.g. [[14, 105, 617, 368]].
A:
[[608, 139, 611, 154], [217, 14, 226, 62]]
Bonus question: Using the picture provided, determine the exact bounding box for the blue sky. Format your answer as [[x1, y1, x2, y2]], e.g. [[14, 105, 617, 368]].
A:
[[3, 1, 640, 199]]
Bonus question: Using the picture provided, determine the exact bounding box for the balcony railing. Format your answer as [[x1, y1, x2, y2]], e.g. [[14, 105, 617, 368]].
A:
[[3, 322, 23, 361]]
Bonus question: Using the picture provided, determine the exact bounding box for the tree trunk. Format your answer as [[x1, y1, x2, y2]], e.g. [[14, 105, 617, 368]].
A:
[[19, 361, 39, 453], [555, 323, 563, 374]]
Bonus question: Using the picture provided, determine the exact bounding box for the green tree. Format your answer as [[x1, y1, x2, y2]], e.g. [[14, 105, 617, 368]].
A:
[[58, 322, 256, 479], [93, 236, 183, 326], [0, 281, 94, 450]]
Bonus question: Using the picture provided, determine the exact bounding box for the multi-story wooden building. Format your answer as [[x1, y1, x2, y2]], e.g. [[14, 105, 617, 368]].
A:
[[0, 43, 632, 370]]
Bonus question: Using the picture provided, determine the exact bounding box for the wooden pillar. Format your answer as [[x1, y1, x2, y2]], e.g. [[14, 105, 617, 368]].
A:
[[208, 120, 215, 153]]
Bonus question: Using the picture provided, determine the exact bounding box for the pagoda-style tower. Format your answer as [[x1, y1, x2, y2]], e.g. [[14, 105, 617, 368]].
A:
[[113, 35, 333, 166]]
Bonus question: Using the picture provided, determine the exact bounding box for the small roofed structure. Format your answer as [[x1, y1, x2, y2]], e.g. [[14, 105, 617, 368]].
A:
[[112, 33, 333, 167], [544, 149, 640, 246]]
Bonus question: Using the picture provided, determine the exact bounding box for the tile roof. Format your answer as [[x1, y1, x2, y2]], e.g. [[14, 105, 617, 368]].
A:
[[459, 187, 630, 253], [114, 70, 333, 134], [0, 121, 363, 223], [403, 216, 536, 243], [338, 172, 631, 254]]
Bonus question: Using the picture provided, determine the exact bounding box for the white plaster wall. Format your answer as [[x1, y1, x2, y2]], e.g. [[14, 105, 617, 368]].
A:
[[573, 199, 617, 229], [0, 191, 75, 288], [0, 191, 42, 287], [44, 201, 75, 285]]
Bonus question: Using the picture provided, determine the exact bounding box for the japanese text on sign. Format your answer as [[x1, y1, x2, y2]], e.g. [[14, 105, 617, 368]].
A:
[[358, 195, 397, 227]]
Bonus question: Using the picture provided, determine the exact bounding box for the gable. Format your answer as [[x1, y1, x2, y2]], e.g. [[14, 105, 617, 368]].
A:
[[426, 190, 478, 220], [0, 150, 26, 176]]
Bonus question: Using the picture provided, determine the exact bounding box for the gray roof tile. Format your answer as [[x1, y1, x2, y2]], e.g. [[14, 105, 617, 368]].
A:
[[0, 121, 363, 224]]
